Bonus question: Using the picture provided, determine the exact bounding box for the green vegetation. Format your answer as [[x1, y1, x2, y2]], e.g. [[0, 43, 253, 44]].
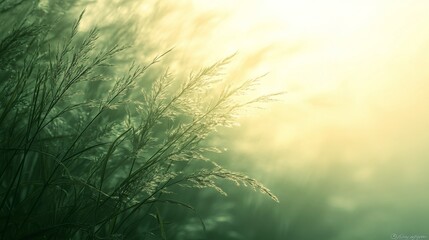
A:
[[0, 3, 279, 240]]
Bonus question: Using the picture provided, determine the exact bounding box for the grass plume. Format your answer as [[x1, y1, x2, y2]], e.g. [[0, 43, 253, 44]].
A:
[[0, 8, 279, 239]]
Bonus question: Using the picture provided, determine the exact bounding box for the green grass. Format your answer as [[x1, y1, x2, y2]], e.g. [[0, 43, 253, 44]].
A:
[[0, 7, 279, 240]]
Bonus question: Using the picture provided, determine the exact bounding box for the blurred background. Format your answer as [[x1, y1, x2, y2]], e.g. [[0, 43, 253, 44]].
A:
[[41, 0, 429, 239]]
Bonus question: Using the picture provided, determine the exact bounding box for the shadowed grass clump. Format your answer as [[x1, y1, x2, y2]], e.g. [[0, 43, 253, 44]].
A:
[[0, 8, 279, 240]]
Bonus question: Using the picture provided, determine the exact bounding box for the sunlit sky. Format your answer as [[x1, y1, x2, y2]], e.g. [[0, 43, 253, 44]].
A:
[[184, 1, 429, 217], [184, 1, 429, 165], [82, 0, 429, 174]]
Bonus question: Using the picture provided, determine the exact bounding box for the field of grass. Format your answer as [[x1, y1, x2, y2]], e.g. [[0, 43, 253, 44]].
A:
[[0, 2, 280, 239]]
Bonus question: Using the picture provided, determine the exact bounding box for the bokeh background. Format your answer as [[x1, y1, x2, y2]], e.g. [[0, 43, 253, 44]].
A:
[[38, 0, 429, 239]]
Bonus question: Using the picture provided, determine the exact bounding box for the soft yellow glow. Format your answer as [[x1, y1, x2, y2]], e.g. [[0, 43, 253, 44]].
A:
[[156, 4, 429, 214], [81, 0, 429, 176]]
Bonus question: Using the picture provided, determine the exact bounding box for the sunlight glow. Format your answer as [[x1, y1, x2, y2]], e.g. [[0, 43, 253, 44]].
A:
[[185, 0, 429, 174], [81, 0, 429, 175]]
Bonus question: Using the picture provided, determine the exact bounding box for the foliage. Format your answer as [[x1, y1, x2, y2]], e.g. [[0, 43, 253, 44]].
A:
[[0, 4, 279, 240]]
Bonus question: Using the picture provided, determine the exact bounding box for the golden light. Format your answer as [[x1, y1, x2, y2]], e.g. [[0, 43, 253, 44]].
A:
[[185, 0, 429, 170], [80, 1, 429, 173]]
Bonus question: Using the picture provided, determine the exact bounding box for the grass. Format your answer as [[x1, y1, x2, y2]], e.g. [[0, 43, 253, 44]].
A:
[[0, 7, 279, 240]]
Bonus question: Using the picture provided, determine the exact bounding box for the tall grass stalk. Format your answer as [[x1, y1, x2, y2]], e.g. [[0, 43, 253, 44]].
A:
[[0, 9, 279, 240]]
